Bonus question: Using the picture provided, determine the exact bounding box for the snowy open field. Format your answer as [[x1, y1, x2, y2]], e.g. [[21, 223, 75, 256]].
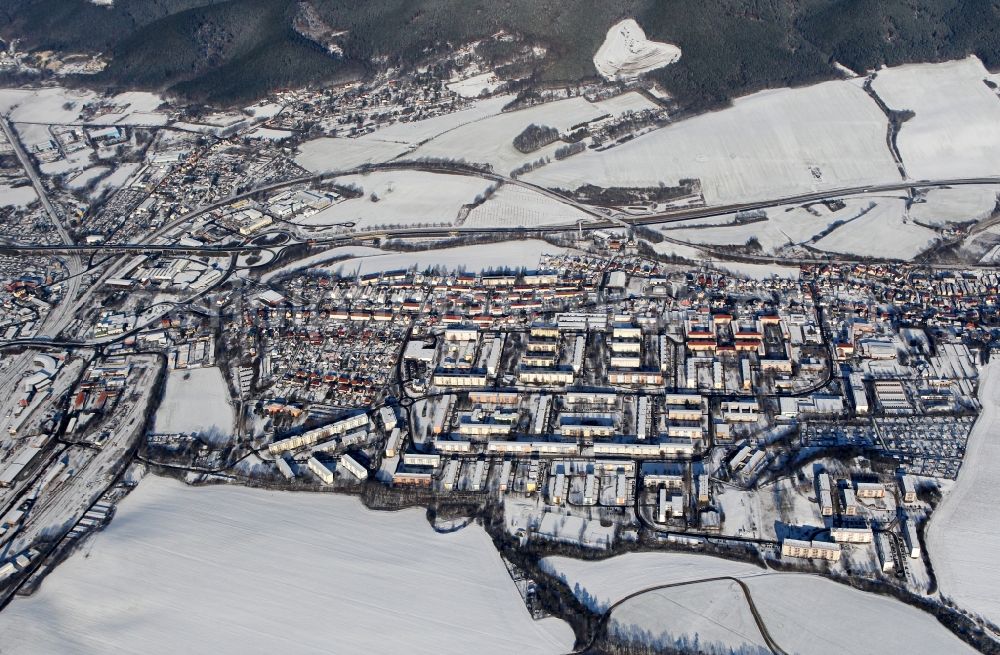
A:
[[927, 358, 1000, 626], [259, 245, 387, 283], [661, 198, 881, 254], [545, 554, 974, 655], [0, 476, 573, 654], [294, 137, 410, 173], [463, 184, 594, 228], [67, 166, 110, 190], [322, 240, 568, 276], [0, 184, 37, 207], [357, 96, 513, 146], [871, 57, 1000, 181], [0, 87, 165, 126], [541, 552, 764, 610], [812, 197, 938, 259], [528, 81, 900, 205], [609, 579, 770, 654], [447, 72, 502, 98], [296, 89, 649, 182], [153, 367, 234, 441], [910, 185, 999, 226], [91, 163, 140, 198], [745, 574, 976, 655], [296, 170, 491, 228], [404, 94, 647, 176]]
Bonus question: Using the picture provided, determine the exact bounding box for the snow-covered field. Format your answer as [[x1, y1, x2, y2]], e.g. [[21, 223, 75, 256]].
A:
[[871, 57, 1000, 180], [0, 476, 573, 654], [67, 166, 110, 190], [812, 197, 938, 259], [745, 574, 976, 655], [90, 163, 140, 198], [910, 185, 998, 226], [153, 367, 234, 441], [927, 358, 1000, 626], [356, 96, 512, 146], [0, 184, 37, 207], [447, 72, 502, 98], [609, 579, 770, 654], [294, 137, 410, 173], [593, 19, 681, 81], [297, 170, 491, 228], [259, 245, 387, 283], [541, 552, 764, 610], [245, 127, 293, 141], [0, 87, 164, 126], [463, 184, 593, 228], [662, 199, 876, 254], [322, 240, 568, 276], [545, 553, 975, 654], [405, 95, 639, 176], [528, 81, 901, 205], [298, 90, 656, 181]]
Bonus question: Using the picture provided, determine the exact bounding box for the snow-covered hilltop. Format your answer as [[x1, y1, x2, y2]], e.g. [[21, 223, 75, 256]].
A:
[[593, 19, 681, 81]]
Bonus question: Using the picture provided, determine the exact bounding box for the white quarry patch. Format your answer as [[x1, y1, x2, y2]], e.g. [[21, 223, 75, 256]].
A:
[[528, 80, 900, 205], [153, 367, 234, 443], [0, 476, 573, 655], [593, 19, 681, 81], [295, 170, 492, 228], [927, 358, 1000, 626], [545, 554, 975, 655], [463, 184, 594, 228], [871, 56, 1000, 180]]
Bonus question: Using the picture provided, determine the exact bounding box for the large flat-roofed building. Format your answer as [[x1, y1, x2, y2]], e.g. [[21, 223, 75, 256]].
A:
[[517, 367, 575, 385], [855, 481, 886, 499], [339, 453, 368, 481], [432, 371, 489, 387], [268, 413, 369, 455], [486, 440, 580, 456], [830, 526, 873, 544], [818, 473, 834, 516], [607, 370, 663, 385], [307, 456, 335, 485], [593, 438, 694, 458], [559, 413, 616, 438], [781, 539, 841, 561], [900, 475, 917, 503], [557, 312, 608, 332]]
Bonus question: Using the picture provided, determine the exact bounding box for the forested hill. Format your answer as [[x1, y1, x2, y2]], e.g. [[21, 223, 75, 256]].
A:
[[2, 0, 999, 108]]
